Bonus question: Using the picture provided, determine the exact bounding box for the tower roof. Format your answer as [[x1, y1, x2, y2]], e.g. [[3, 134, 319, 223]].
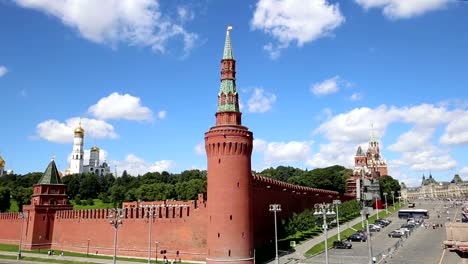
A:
[[74, 121, 84, 136], [223, 26, 234, 59], [37, 159, 63, 185], [0, 154, 4, 167], [91, 146, 100, 152], [217, 26, 240, 114], [370, 123, 377, 143], [356, 146, 365, 156]]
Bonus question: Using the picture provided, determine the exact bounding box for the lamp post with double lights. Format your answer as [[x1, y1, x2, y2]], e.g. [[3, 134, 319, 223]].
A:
[[314, 203, 335, 264], [142, 205, 158, 264], [17, 212, 27, 260], [332, 200, 341, 241], [269, 204, 281, 264], [391, 191, 395, 211], [383, 192, 388, 214], [109, 208, 125, 264]]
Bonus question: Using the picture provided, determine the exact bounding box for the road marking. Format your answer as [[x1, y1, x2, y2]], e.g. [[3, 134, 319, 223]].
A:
[[438, 248, 446, 264]]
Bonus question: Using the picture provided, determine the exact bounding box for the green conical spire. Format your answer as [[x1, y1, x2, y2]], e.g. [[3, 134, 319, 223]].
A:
[[223, 26, 234, 59], [37, 159, 63, 185], [217, 26, 239, 113]]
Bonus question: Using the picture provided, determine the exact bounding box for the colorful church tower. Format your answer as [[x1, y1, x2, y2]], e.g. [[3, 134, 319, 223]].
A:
[[205, 27, 254, 264]]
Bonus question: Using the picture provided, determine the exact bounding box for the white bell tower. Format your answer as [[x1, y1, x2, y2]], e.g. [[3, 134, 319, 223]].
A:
[[69, 122, 84, 174]]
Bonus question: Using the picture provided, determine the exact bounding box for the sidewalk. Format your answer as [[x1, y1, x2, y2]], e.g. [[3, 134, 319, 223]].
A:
[[269, 208, 395, 264]]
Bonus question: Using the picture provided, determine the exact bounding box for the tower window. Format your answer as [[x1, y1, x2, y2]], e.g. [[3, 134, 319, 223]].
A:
[[230, 215, 232, 220], [218, 233, 220, 238], [228, 250, 231, 257], [218, 159, 221, 164]]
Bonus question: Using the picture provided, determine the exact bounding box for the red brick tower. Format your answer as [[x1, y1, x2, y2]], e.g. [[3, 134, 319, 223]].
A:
[[205, 27, 254, 264], [23, 159, 73, 249]]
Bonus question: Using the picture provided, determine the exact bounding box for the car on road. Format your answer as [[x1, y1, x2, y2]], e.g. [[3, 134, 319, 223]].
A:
[[401, 223, 416, 230], [333, 240, 352, 249], [348, 233, 367, 242], [388, 230, 405, 238]]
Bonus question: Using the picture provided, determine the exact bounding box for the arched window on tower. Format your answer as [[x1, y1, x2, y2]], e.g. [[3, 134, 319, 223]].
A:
[[228, 92, 233, 104], [221, 93, 226, 105]]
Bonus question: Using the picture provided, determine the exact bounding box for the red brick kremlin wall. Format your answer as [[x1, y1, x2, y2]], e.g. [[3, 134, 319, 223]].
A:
[[0, 178, 353, 262]]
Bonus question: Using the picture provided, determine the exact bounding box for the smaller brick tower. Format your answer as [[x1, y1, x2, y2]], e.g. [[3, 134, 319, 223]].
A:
[[205, 26, 254, 264], [23, 159, 73, 249]]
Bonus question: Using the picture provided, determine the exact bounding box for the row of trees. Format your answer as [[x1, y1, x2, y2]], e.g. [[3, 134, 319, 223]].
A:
[[283, 200, 361, 236], [0, 165, 400, 211]]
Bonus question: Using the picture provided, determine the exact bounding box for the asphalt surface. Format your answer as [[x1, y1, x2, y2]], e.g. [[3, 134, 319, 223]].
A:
[[300, 201, 464, 264]]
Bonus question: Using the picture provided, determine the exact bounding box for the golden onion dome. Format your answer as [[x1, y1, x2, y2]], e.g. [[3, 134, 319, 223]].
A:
[[91, 146, 100, 152], [0, 156, 5, 167], [74, 126, 85, 135]]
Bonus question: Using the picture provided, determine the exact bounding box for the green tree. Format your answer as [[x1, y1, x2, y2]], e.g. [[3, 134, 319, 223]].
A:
[[379, 175, 401, 205], [11, 186, 32, 211], [0, 187, 11, 212]]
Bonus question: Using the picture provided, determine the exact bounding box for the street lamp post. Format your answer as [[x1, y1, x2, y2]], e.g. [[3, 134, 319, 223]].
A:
[[363, 208, 374, 264], [383, 192, 388, 214], [314, 203, 335, 264], [142, 205, 159, 264], [109, 208, 124, 264], [375, 196, 380, 219], [333, 200, 341, 241], [17, 212, 27, 260], [269, 204, 282, 264], [391, 191, 395, 211]]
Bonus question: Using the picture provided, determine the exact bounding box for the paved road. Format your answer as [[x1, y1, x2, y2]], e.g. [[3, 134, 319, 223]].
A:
[[385, 200, 460, 264], [295, 201, 464, 264]]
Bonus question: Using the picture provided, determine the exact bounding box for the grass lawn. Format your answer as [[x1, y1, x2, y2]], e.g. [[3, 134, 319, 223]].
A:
[[305, 203, 403, 256], [70, 199, 114, 210], [0, 244, 183, 263], [0, 254, 102, 264]]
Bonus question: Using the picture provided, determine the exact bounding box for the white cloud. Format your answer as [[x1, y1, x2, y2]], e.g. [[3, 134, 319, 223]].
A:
[[312, 103, 463, 177], [388, 127, 434, 153], [251, 0, 344, 58], [177, 6, 194, 22], [355, 0, 451, 19], [253, 138, 268, 153], [13, 0, 197, 53], [350, 92, 363, 101], [440, 112, 468, 145], [307, 142, 356, 168], [247, 88, 277, 113], [112, 154, 176, 176], [88, 92, 153, 121], [314, 105, 397, 143], [157, 110, 167, 120], [460, 167, 468, 179], [36, 117, 118, 144], [194, 142, 205, 156], [311, 76, 340, 96], [264, 141, 312, 163], [0, 66, 8, 77]]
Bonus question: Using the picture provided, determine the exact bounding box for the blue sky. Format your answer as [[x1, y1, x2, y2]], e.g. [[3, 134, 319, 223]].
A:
[[1, 0, 468, 187]]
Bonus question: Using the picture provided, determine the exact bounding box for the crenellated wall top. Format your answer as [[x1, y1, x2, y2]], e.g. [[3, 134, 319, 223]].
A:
[[252, 174, 341, 197]]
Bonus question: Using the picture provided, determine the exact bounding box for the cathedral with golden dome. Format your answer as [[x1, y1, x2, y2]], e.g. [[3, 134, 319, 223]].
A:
[[66, 122, 111, 176], [0, 154, 5, 176]]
